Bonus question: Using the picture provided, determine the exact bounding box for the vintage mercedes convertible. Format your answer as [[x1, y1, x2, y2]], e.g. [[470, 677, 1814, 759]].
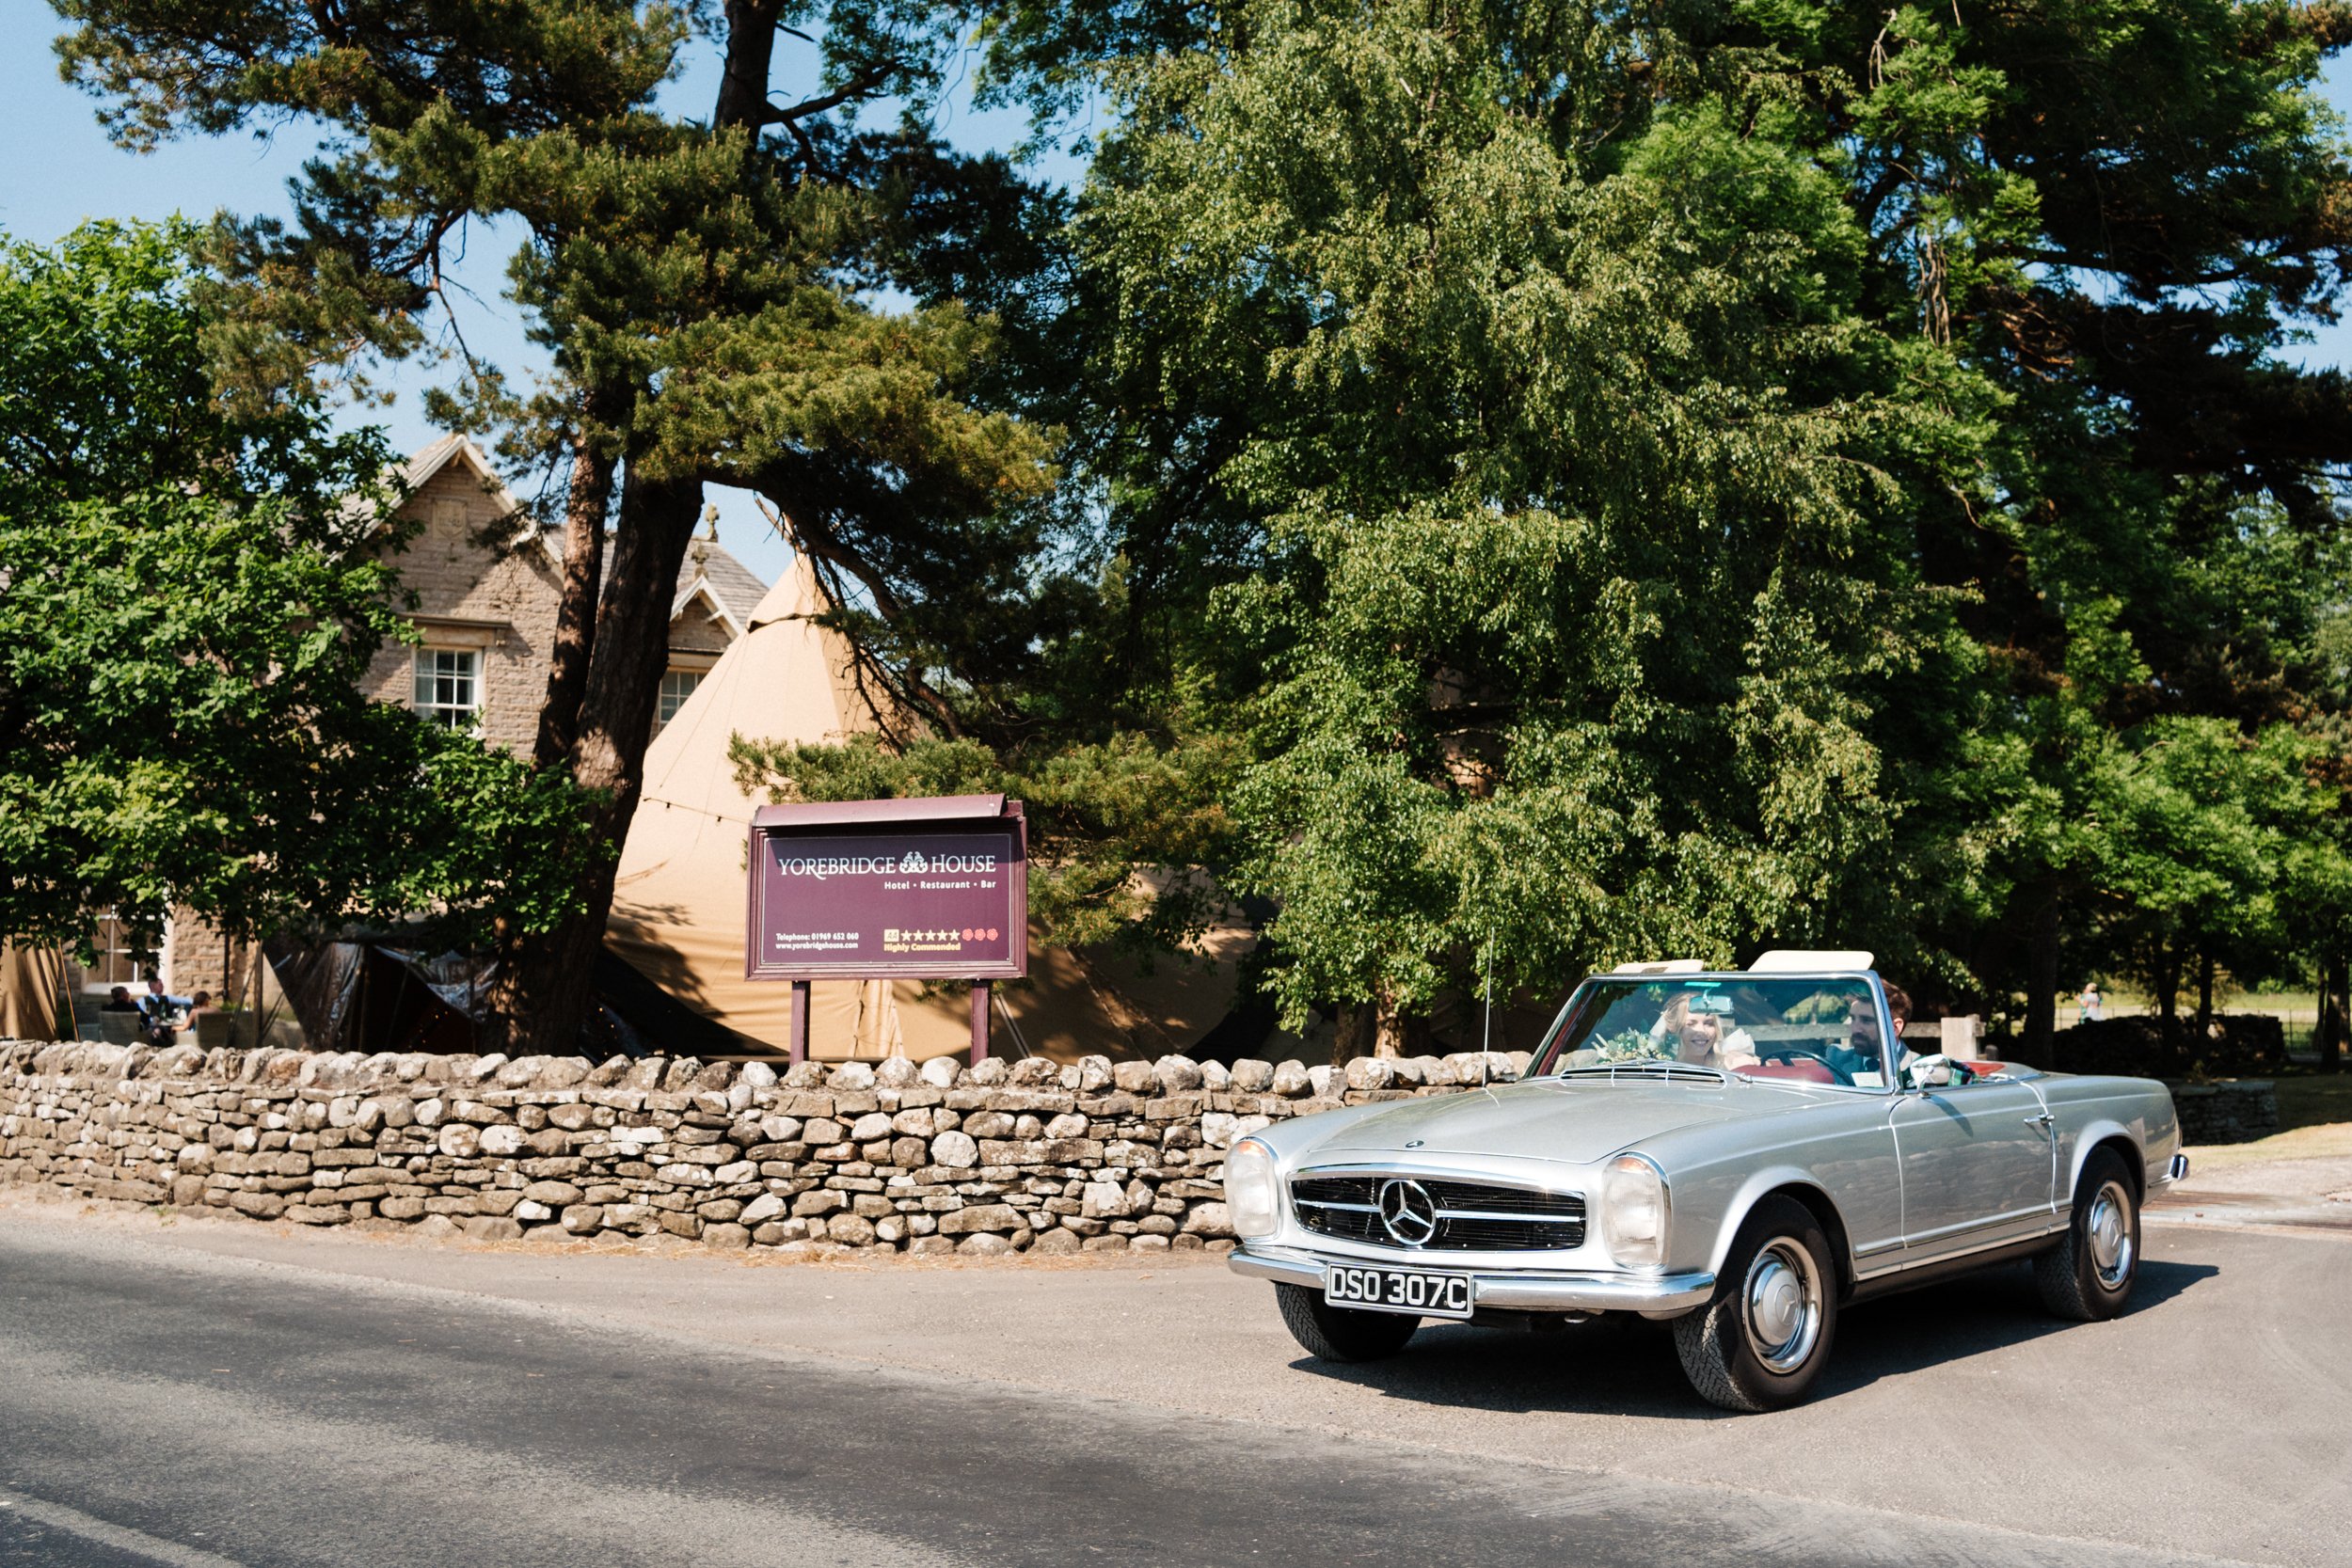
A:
[[1223, 953, 2186, 1410]]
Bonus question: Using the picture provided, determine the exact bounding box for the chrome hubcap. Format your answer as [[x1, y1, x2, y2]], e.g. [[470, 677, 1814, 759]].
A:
[[2087, 1180, 2135, 1288], [1742, 1240, 1822, 1374]]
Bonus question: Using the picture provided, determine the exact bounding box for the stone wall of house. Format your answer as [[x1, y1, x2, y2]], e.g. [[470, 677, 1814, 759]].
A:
[[360, 461, 565, 756], [0, 1041, 1531, 1255]]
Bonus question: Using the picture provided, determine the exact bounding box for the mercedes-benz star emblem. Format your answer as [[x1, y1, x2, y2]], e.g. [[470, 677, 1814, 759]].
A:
[[1377, 1179, 1440, 1247]]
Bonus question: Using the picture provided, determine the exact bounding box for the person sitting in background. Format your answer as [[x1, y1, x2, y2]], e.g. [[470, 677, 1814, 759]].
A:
[[135, 974, 191, 1046], [100, 985, 139, 1013]]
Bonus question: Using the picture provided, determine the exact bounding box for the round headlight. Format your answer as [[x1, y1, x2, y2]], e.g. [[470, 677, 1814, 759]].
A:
[[1225, 1136, 1279, 1238], [1600, 1152, 1669, 1269]]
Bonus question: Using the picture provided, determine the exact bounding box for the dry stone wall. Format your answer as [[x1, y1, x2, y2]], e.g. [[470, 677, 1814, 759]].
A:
[[0, 1041, 1531, 1255]]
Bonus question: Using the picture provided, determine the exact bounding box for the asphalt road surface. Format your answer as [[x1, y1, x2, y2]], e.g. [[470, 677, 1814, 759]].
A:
[[0, 1196, 2344, 1568]]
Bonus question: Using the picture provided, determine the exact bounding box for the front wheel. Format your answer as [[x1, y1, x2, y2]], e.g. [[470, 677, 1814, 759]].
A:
[[2035, 1148, 2140, 1321], [1673, 1196, 1838, 1412], [1274, 1282, 1421, 1361]]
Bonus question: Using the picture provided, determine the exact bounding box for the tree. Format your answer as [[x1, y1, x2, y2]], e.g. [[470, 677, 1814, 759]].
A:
[[51, 0, 1061, 1050], [0, 220, 597, 962], [1053, 4, 1994, 1048]]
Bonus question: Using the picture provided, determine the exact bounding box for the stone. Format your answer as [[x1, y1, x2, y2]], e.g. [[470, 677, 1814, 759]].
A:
[[658, 1211, 702, 1239], [963, 1111, 1015, 1139], [739, 1193, 787, 1225], [704, 1223, 752, 1250], [561, 1205, 604, 1233], [875, 1055, 918, 1087], [513, 1199, 553, 1223], [1029, 1227, 1082, 1255], [1200, 1112, 1237, 1148], [908, 1234, 956, 1255], [938, 1203, 1022, 1235], [1112, 1060, 1156, 1093], [1181, 1202, 1234, 1238], [698, 1198, 744, 1223], [1307, 1064, 1339, 1097], [825, 1212, 878, 1246], [791, 1190, 844, 1217], [930, 1130, 979, 1169], [957, 1232, 1015, 1256], [1137, 1214, 1179, 1236], [465, 1216, 524, 1242], [890, 1108, 935, 1137], [1080, 1182, 1131, 1219], [437, 1123, 481, 1159], [891, 1136, 930, 1167], [917, 1056, 958, 1088], [476, 1124, 525, 1157], [230, 1192, 284, 1219], [1080, 1234, 1130, 1252], [827, 1061, 877, 1091], [1075, 1055, 1115, 1092], [1129, 1233, 1171, 1252], [414, 1213, 463, 1240], [738, 1061, 778, 1089], [1343, 1056, 1394, 1091], [1270, 1061, 1311, 1096], [1229, 1058, 1274, 1092], [848, 1112, 896, 1142]]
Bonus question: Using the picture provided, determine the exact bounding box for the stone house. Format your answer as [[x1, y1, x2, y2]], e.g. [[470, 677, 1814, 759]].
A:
[[71, 434, 769, 1008]]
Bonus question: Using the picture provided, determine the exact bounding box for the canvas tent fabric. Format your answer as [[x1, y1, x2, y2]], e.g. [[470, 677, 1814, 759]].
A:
[[0, 942, 72, 1041], [601, 554, 1249, 1064]]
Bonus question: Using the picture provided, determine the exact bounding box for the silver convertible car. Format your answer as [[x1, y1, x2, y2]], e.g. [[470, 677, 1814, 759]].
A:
[[1223, 953, 2186, 1410]]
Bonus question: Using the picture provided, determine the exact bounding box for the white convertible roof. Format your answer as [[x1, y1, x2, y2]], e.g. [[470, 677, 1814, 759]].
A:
[[1747, 949, 1875, 973], [1612, 958, 1705, 974]]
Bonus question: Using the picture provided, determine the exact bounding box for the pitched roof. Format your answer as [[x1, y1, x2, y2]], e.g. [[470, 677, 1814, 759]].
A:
[[677, 536, 771, 629]]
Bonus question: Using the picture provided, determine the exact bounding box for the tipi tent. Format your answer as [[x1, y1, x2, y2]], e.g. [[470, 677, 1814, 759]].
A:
[[604, 553, 1252, 1063]]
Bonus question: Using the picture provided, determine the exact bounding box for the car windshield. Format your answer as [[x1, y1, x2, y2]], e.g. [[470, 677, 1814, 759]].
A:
[[1531, 974, 1891, 1088]]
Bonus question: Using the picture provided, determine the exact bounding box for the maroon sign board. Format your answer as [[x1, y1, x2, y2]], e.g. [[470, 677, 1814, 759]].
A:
[[745, 794, 1027, 1064]]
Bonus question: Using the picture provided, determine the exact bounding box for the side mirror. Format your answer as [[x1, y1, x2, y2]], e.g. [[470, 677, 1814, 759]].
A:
[[1908, 1054, 1955, 1090]]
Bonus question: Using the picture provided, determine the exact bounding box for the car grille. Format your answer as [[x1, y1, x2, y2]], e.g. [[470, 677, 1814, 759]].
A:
[[1290, 1174, 1586, 1251]]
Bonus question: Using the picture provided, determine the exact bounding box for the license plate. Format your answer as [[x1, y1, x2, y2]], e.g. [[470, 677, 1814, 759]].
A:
[[1324, 1263, 1474, 1319]]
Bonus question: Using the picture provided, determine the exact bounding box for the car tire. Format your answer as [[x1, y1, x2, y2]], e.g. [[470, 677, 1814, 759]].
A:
[[1274, 1282, 1421, 1361], [1672, 1195, 1838, 1413], [2035, 1148, 2139, 1321]]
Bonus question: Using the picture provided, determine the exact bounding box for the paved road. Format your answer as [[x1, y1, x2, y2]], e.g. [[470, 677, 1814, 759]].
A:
[[0, 1197, 2344, 1567]]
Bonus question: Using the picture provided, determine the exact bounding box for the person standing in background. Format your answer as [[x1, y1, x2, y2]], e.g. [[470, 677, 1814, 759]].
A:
[[2079, 983, 2105, 1022]]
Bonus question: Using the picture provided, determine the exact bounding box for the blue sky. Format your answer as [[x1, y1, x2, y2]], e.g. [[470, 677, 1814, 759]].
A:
[[3, 3, 2345, 591]]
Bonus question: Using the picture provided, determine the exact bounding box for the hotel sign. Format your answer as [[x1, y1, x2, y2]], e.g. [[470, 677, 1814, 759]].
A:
[[745, 796, 1028, 981]]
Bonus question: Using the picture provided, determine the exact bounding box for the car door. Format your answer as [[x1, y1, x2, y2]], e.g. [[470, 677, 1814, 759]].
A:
[[1887, 1078, 2058, 1257]]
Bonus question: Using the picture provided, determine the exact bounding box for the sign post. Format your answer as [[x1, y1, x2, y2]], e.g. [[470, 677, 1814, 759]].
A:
[[746, 794, 1028, 1066]]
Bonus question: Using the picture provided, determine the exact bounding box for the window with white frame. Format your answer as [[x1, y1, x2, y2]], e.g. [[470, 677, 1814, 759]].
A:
[[654, 669, 703, 735], [413, 648, 482, 729]]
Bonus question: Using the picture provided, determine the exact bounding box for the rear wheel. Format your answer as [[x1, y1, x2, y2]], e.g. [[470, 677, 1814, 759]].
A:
[[1274, 1282, 1421, 1361], [2036, 1148, 2140, 1321], [1673, 1196, 1838, 1412]]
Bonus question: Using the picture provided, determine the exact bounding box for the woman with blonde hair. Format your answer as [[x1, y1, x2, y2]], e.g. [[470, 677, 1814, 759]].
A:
[[1657, 990, 1758, 1070]]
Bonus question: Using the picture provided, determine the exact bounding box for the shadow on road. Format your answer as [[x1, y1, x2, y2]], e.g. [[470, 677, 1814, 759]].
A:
[[1283, 1257, 2220, 1416]]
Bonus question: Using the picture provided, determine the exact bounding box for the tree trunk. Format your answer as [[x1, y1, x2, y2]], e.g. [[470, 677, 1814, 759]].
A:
[[2323, 952, 2348, 1073], [532, 426, 614, 768], [2022, 892, 2059, 1065], [2194, 949, 2216, 1037], [714, 0, 784, 132], [495, 468, 704, 1054], [1329, 1004, 1375, 1066], [2154, 941, 2181, 1026], [1371, 985, 1428, 1059]]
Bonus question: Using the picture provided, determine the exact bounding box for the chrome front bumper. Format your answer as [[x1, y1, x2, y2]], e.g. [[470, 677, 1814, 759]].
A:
[[1227, 1243, 1717, 1314]]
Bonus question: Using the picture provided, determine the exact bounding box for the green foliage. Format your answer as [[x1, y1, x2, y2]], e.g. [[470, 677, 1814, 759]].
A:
[[0, 221, 602, 955]]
